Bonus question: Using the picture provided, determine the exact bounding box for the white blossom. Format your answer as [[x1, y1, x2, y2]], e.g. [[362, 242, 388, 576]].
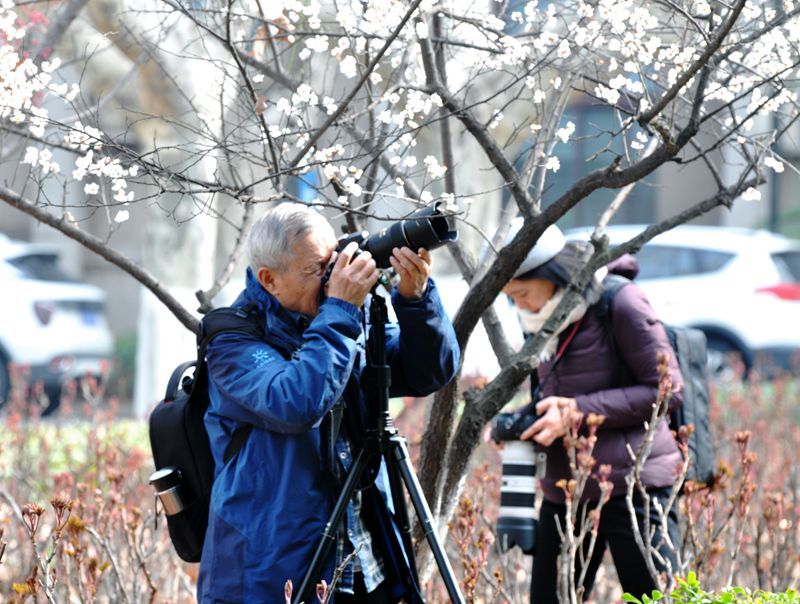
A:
[[764, 156, 785, 173], [423, 155, 447, 179], [306, 35, 329, 53], [545, 156, 561, 172], [741, 187, 762, 201], [556, 121, 575, 144], [84, 182, 99, 195], [595, 84, 621, 105], [322, 97, 338, 115], [343, 177, 362, 197], [114, 210, 130, 223], [22, 147, 38, 166], [339, 55, 358, 78]]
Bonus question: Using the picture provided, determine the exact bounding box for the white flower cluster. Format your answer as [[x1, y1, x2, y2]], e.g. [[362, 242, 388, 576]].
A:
[[73, 150, 139, 203], [64, 121, 103, 151], [423, 155, 447, 179], [2, 5, 140, 213], [323, 161, 364, 197], [22, 147, 59, 174], [164, 1, 800, 216], [555, 122, 575, 144]]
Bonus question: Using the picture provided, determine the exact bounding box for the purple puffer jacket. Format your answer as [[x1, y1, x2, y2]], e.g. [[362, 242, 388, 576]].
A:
[[536, 256, 684, 503]]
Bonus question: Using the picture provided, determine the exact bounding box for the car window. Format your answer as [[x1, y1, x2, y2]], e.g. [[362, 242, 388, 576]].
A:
[[636, 245, 696, 279], [695, 249, 734, 273], [6, 254, 77, 282], [772, 251, 800, 283], [635, 245, 733, 279]]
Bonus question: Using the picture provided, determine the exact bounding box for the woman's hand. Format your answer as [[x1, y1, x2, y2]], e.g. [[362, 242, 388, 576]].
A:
[[520, 396, 577, 447], [390, 247, 431, 300]]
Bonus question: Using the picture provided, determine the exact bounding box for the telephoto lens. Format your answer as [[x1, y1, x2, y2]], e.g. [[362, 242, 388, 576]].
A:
[[496, 441, 546, 554], [334, 202, 458, 269], [491, 411, 546, 554]]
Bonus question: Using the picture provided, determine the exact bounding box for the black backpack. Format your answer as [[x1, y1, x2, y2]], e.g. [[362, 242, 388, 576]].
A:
[[597, 275, 715, 487], [148, 304, 280, 562]]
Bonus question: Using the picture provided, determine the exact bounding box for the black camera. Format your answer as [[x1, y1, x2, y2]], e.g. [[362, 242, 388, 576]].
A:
[[335, 202, 458, 269], [491, 410, 546, 555]]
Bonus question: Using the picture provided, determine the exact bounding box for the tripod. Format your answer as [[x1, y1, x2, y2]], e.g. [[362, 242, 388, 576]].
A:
[[292, 292, 464, 603]]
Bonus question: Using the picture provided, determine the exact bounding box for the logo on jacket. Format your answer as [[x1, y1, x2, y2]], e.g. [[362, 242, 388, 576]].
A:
[[252, 349, 276, 368]]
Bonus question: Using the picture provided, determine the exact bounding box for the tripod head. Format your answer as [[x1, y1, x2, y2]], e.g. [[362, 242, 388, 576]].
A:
[[362, 289, 394, 438]]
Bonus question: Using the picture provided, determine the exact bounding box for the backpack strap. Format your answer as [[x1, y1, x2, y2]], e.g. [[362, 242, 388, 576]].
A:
[[595, 274, 632, 327], [164, 360, 198, 401], [198, 301, 292, 465], [198, 302, 267, 360]]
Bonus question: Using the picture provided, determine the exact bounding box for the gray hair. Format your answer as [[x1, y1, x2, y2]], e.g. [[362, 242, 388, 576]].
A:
[[247, 203, 335, 272]]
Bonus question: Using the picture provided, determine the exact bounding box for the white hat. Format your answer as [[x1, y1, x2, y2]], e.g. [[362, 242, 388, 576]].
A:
[[506, 218, 566, 278]]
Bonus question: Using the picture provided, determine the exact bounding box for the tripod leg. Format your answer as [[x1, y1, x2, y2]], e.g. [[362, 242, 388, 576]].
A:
[[384, 448, 421, 587], [388, 434, 466, 604], [293, 448, 370, 604]]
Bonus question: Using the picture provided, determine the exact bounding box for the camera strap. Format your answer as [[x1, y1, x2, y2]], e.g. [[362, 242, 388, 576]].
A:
[[321, 399, 345, 486], [532, 318, 583, 402]]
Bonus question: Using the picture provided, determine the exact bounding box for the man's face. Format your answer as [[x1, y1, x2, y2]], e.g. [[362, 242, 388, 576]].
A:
[[261, 230, 336, 317]]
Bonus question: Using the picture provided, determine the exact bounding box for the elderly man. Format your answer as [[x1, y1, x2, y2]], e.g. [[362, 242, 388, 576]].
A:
[[197, 203, 459, 603]]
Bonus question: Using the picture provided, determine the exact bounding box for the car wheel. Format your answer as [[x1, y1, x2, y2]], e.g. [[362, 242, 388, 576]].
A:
[[0, 353, 10, 410], [705, 335, 751, 382]]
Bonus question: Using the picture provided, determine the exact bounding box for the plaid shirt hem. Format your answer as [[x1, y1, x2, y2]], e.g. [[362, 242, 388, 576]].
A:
[[332, 435, 386, 594]]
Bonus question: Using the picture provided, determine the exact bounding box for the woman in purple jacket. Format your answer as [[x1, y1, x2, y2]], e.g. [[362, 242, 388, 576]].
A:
[[501, 223, 684, 603]]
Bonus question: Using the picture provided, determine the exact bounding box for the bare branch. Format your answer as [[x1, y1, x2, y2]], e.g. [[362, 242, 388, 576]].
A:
[[0, 185, 200, 334]]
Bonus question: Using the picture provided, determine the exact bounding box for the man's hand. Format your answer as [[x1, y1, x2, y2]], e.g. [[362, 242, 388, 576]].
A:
[[326, 242, 379, 308], [520, 396, 577, 447], [390, 247, 431, 300]]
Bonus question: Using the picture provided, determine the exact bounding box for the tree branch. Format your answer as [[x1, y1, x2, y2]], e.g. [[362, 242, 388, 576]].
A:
[[0, 185, 199, 334], [288, 0, 426, 169], [638, 0, 746, 126]]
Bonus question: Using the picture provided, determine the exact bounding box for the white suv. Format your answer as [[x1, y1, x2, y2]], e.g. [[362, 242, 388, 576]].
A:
[[0, 235, 113, 413], [567, 225, 800, 377]]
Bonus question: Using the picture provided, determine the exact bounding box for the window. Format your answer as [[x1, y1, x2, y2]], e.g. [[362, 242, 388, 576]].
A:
[[539, 105, 656, 228], [636, 246, 697, 279], [695, 249, 734, 274], [6, 254, 76, 283], [772, 251, 800, 282], [635, 246, 732, 280]]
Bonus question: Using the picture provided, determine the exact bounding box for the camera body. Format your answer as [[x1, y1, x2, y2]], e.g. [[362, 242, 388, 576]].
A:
[[491, 410, 546, 555]]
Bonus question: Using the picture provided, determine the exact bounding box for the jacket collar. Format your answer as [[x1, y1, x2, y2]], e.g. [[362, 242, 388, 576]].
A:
[[241, 267, 308, 350]]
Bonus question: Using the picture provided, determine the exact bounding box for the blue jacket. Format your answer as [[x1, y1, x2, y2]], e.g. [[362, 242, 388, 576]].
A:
[[197, 268, 459, 603]]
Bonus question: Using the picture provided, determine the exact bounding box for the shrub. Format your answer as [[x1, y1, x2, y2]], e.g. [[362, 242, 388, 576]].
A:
[[2, 373, 799, 602], [623, 572, 800, 603], [0, 392, 193, 602]]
